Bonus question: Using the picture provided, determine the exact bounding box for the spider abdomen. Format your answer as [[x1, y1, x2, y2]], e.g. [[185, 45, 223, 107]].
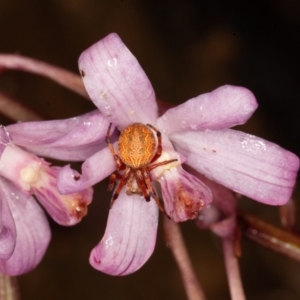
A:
[[118, 123, 156, 168]]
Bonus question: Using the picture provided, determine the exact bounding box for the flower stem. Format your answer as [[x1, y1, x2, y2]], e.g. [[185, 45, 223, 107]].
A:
[[0, 54, 88, 98], [278, 198, 297, 232], [222, 238, 246, 300], [0, 89, 43, 122], [239, 211, 300, 262], [163, 216, 207, 300], [0, 273, 20, 300]]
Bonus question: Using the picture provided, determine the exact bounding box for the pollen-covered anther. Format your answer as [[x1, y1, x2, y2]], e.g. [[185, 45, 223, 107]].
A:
[[62, 190, 92, 222], [20, 164, 41, 184], [72, 200, 89, 220]]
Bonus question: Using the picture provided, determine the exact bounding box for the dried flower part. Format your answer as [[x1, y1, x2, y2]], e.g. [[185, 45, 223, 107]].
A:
[[0, 145, 92, 226], [196, 203, 222, 229], [159, 167, 212, 222], [32, 166, 93, 226]]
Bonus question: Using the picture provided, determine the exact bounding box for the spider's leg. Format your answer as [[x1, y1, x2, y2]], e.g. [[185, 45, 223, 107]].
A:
[[134, 169, 151, 202], [108, 171, 122, 191], [147, 124, 163, 163], [149, 159, 178, 172], [142, 168, 167, 214], [110, 168, 131, 208]]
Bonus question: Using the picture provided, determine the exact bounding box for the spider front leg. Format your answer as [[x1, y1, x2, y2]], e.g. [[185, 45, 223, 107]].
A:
[[141, 168, 166, 214], [110, 168, 131, 208], [107, 171, 122, 191], [134, 169, 152, 202]]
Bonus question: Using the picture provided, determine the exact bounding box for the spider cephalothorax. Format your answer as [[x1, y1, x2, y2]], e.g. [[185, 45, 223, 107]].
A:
[[106, 122, 177, 212]]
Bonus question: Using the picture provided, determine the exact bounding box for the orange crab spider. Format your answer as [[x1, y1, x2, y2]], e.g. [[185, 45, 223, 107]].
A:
[[106, 122, 178, 213]]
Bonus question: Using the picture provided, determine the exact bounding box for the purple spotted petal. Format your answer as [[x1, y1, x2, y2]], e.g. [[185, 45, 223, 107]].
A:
[[0, 179, 51, 275], [57, 147, 115, 194], [170, 129, 299, 205], [79, 33, 158, 129], [159, 167, 212, 222], [89, 189, 158, 276], [0, 182, 16, 260], [157, 85, 258, 134], [33, 166, 93, 226], [7, 110, 110, 161]]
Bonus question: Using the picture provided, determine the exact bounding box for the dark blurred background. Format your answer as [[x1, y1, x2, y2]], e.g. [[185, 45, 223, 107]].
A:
[[1, 1, 300, 299]]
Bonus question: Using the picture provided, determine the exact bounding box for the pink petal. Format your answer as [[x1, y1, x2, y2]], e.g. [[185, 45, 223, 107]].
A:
[[78, 33, 158, 129], [170, 129, 299, 205], [89, 189, 159, 275], [57, 147, 115, 194], [0, 179, 51, 275], [0, 127, 10, 155], [7, 110, 110, 161], [157, 85, 258, 134], [0, 181, 16, 260]]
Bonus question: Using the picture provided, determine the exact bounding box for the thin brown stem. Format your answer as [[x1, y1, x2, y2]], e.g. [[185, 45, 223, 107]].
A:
[[163, 216, 207, 300], [222, 238, 246, 300], [239, 211, 300, 262], [0, 89, 43, 122], [0, 54, 88, 99], [278, 198, 297, 232], [0, 273, 20, 300]]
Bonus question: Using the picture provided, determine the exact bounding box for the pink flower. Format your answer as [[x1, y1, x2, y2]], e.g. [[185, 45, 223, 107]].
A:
[[57, 33, 299, 275], [0, 110, 110, 275]]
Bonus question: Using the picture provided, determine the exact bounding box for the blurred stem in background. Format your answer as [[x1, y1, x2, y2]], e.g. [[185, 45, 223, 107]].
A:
[[0, 273, 20, 300]]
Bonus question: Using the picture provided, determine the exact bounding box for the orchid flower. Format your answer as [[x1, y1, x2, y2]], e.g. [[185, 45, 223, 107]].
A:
[[0, 110, 111, 275], [57, 33, 299, 276]]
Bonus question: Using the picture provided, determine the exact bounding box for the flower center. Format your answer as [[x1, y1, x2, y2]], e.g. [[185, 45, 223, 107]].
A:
[[152, 150, 181, 178]]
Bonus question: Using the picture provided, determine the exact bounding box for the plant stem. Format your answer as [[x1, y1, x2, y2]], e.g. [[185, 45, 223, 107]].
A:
[[0, 54, 88, 98], [0, 90, 43, 122], [239, 211, 300, 262], [163, 216, 207, 300], [222, 238, 246, 300], [0, 273, 20, 300]]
